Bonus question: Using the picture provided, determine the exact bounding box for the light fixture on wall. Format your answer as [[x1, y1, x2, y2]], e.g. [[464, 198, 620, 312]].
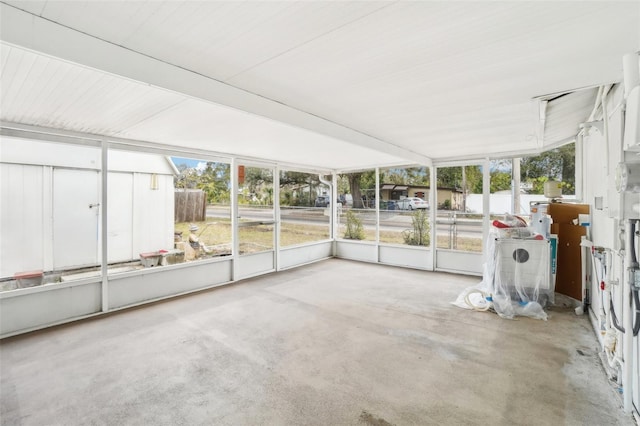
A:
[[150, 173, 159, 190]]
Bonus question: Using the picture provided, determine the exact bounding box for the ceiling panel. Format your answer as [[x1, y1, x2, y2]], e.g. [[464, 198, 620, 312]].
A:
[[0, 44, 405, 170], [544, 88, 599, 145], [227, 2, 637, 157], [5, 1, 392, 81], [0, 45, 185, 135], [116, 98, 407, 170]]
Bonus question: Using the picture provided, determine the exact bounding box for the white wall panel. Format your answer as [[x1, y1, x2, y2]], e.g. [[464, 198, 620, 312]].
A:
[[0, 163, 45, 277], [108, 260, 232, 310], [0, 281, 101, 337], [335, 241, 378, 263], [236, 251, 275, 280], [379, 245, 432, 270], [436, 250, 482, 275], [131, 173, 174, 256], [108, 150, 175, 175], [279, 241, 332, 270], [0, 136, 100, 169], [107, 172, 134, 262]]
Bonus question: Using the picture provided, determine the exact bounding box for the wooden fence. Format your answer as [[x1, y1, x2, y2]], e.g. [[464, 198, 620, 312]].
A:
[[175, 190, 206, 222]]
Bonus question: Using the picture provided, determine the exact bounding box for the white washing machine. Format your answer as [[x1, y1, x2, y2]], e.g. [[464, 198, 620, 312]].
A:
[[493, 239, 552, 306]]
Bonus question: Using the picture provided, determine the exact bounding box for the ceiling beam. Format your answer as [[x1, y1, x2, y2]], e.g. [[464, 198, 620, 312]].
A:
[[0, 3, 432, 167]]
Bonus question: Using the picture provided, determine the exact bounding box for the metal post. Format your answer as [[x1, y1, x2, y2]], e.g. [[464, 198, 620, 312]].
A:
[[274, 166, 280, 271], [449, 212, 453, 249], [375, 167, 380, 248], [430, 166, 437, 270], [231, 158, 238, 281], [512, 157, 521, 214], [622, 219, 633, 412], [100, 140, 108, 312], [482, 158, 491, 263], [575, 134, 583, 202], [332, 172, 338, 243], [453, 212, 457, 250]]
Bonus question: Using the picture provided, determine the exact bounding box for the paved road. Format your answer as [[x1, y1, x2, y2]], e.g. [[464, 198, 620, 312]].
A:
[[207, 205, 483, 238]]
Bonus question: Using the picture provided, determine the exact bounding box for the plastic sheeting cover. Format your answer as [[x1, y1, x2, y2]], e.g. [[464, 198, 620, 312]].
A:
[[453, 227, 552, 320]]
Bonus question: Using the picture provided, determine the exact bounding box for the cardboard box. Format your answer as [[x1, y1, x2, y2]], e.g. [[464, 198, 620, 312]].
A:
[[548, 203, 590, 300], [548, 203, 589, 224]]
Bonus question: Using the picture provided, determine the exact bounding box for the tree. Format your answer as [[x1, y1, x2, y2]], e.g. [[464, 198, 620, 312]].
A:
[[199, 162, 230, 203], [436, 167, 461, 189], [347, 172, 364, 208], [279, 171, 324, 206], [174, 164, 200, 189], [436, 166, 481, 192], [341, 170, 376, 208], [174, 161, 231, 204], [520, 142, 575, 194], [381, 167, 430, 186], [488, 171, 512, 193]]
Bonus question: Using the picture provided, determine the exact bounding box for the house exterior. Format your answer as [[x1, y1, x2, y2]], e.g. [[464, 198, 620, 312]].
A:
[[379, 184, 463, 209]]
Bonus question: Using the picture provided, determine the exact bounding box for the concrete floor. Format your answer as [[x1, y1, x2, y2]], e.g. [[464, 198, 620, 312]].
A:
[[0, 258, 635, 425]]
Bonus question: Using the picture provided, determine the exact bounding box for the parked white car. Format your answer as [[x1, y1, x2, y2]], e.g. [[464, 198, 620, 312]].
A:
[[396, 197, 429, 210]]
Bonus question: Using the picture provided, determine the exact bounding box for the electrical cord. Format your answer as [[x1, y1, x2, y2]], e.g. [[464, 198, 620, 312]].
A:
[[591, 249, 624, 333], [628, 220, 640, 336], [464, 289, 491, 312], [633, 288, 640, 336], [610, 297, 625, 333], [592, 249, 606, 318]]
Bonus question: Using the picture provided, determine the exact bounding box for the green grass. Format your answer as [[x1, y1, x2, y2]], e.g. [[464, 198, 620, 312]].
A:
[[174, 219, 331, 255], [280, 222, 330, 247], [175, 218, 482, 256]]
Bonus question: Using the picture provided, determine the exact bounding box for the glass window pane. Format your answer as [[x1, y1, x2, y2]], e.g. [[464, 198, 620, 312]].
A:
[[379, 166, 431, 247], [108, 155, 232, 274], [1, 137, 102, 289], [436, 165, 483, 252], [239, 224, 274, 254], [279, 170, 330, 247], [238, 166, 274, 254], [338, 171, 376, 241], [520, 142, 576, 199]]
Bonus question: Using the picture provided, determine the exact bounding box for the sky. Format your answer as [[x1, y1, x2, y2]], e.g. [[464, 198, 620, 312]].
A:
[[171, 157, 207, 172]]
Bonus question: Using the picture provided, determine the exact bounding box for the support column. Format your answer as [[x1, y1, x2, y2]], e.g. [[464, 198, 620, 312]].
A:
[[231, 158, 239, 281], [430, 166, 437, 271], [512, 157, 521, 214], [575, 134, 584, 202], [375, 167, 380, 245], [274, 166, 281, 271], [482, 159, 491, 264], [100, 140, 108, 312]]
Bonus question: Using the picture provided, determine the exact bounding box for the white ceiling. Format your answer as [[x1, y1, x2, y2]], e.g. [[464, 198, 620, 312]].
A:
[[1, 1, 639, 170]]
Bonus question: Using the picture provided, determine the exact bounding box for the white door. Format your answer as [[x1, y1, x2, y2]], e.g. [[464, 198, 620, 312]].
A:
[[53, 169, 100, 269]]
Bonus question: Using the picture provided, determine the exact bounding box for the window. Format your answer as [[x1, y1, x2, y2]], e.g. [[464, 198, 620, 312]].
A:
[[238, 166, 274, 254], [279, 170, 330, 247], [379, 166, 431, 247], [338, 170, 376, 241], [436, 165, 483, 252]]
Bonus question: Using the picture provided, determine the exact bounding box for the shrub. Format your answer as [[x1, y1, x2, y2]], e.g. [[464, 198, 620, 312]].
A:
[[402, 209, 430, 246], [344, 210, 365, 240]]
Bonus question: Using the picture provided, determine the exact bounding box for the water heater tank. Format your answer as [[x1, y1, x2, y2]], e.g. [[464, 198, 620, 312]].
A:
[[544, 181, 562, 198]]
